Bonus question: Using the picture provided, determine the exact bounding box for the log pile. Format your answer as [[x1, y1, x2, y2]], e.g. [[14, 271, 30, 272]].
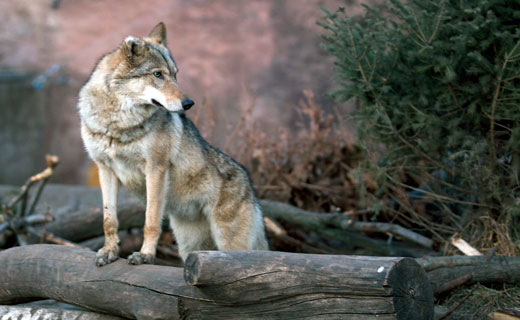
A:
[[1, 171, 519, 319], [0, 244, 434, 320], [0, 183, 436, 258]]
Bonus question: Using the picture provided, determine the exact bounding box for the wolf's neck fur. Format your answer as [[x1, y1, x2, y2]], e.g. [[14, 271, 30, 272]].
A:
[[78, 82, 160, 144]]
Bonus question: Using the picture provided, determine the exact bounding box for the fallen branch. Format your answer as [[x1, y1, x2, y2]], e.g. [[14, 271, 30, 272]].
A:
[[319, 227, 429, 257], [25, 226, 89, 250], [2, 183, 435, 256], [488, 309, 520, 320], [423, 256, 520, 291], [5, 155, 59, 214], [416, 255, 520, 272], [0, 156, 59, 248], [434, 273, 473, 297], [260, 199, 434, 249], [43, 200, 144, 242], [0, 244, 434, 320], [263, 216, 329, 254], [438, 285, 477, 320]]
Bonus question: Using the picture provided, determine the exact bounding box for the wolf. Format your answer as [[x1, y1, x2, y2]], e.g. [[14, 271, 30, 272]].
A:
[[77, 22, 268, 266]]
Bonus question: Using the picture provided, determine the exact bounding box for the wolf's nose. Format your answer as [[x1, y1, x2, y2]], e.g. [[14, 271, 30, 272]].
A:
[[182, 99, 194, 110]]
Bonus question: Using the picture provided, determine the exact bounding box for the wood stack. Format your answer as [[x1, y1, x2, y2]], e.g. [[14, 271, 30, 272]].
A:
[[0, 245, 434, 320]]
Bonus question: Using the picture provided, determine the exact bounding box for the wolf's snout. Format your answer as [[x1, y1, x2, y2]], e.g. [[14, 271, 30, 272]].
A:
[[182, 99, 194, 110]]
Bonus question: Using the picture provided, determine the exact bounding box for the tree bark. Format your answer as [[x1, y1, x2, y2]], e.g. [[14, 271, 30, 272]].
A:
[[0, 244, 434, 320], [44, 200, 144, 242], [183, 251, 434, 320], [0, 305, 123, 320], [424, 256, 520, 292]]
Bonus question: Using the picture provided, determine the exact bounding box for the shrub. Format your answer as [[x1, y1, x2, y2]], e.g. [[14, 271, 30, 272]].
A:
[[320, 0, 520, 254], [218, 90, 361, 213]]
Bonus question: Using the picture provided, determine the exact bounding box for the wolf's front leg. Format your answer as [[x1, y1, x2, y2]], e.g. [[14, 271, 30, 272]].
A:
[[96, 163, 120, 267], [128, 167, 168, 265]]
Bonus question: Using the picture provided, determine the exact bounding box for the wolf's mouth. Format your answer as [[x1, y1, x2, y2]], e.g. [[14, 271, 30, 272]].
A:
[[151, 99, 167, 110]]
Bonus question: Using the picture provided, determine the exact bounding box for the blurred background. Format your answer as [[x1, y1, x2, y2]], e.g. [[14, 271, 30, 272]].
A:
[[0, 0, 376, 186]]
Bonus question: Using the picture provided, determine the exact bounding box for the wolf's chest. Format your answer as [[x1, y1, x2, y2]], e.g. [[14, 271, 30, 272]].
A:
[[109, 152, 145, 192], [85, 133, 147, 193]]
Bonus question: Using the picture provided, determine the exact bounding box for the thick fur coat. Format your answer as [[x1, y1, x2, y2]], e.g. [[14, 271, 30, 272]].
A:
[[77, 22, 268, 266]]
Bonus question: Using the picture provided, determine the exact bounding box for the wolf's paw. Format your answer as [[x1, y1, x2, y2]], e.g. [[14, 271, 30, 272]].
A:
[[95, 246, 119, 267], [128, 252, 155, 265]]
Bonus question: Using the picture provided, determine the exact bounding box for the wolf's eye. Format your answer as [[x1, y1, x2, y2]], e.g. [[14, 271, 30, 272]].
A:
[[153, 71, 164, 79]]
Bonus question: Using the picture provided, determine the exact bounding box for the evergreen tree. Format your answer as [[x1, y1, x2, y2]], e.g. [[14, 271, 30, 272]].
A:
[[321, 0, 520, 253]]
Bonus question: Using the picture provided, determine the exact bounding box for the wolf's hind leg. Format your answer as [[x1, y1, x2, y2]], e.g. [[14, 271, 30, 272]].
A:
[[170, 215, 215, 261], [208, 202, 260, 251], [96, 163, 120, 267]]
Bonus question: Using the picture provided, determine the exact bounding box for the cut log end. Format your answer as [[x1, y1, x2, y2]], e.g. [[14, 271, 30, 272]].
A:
[[183, 253, 200, 285], [386, 258, 434, 320]]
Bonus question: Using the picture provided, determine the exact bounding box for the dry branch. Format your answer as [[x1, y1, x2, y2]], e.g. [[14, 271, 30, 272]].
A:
[[21, 191, 433, 257], [5, 155, 59, 213], [260, 199, 434, 248], [416, 255, 520, 272], [434, 273, 473, 297], [263, 216, 329, 253], [0, 244, 434, 320], [420, 256, 520, 292], [43, 200, 144, 242], [1, 182, 435, 257]]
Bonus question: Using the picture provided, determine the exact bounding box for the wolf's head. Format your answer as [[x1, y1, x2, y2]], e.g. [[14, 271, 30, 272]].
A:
[[111, 22, 194, 113]]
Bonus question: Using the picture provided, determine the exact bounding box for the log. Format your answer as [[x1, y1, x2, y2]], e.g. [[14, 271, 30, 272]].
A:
[[259, 199, 434, 249], [1, 184, 434, 256], [0, 305, 123, 320], [0, 245, 434, 320], [426, 256, 520, 291], [0, 184, 143, 243], [44, 199, 431, 256], [44, 200, 144, 242], [183, 251, 434, 319]]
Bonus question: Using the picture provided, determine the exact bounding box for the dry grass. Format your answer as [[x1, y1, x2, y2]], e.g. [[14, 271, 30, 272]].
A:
[[439, 283, 520, 320]]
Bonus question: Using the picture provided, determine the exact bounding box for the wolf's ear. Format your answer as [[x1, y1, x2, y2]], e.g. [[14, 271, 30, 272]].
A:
[[122, 36, 147, 63], [148, 22, 167, 45]]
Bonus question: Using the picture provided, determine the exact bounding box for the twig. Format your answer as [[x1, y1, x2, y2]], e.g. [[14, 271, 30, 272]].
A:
[[438, 285, 477, 320], [22, 212, 54, 225], [25, 226, 89, 250], [485, 247, 498, 262], [27, 179, 49, 215], [343, 208, 373, 217], [435, 273, 473, 297], [451, 237, 482, 256], [263, 217, 330, 254], [6, 155, 59, 213], [15, 233, 29, 246]]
